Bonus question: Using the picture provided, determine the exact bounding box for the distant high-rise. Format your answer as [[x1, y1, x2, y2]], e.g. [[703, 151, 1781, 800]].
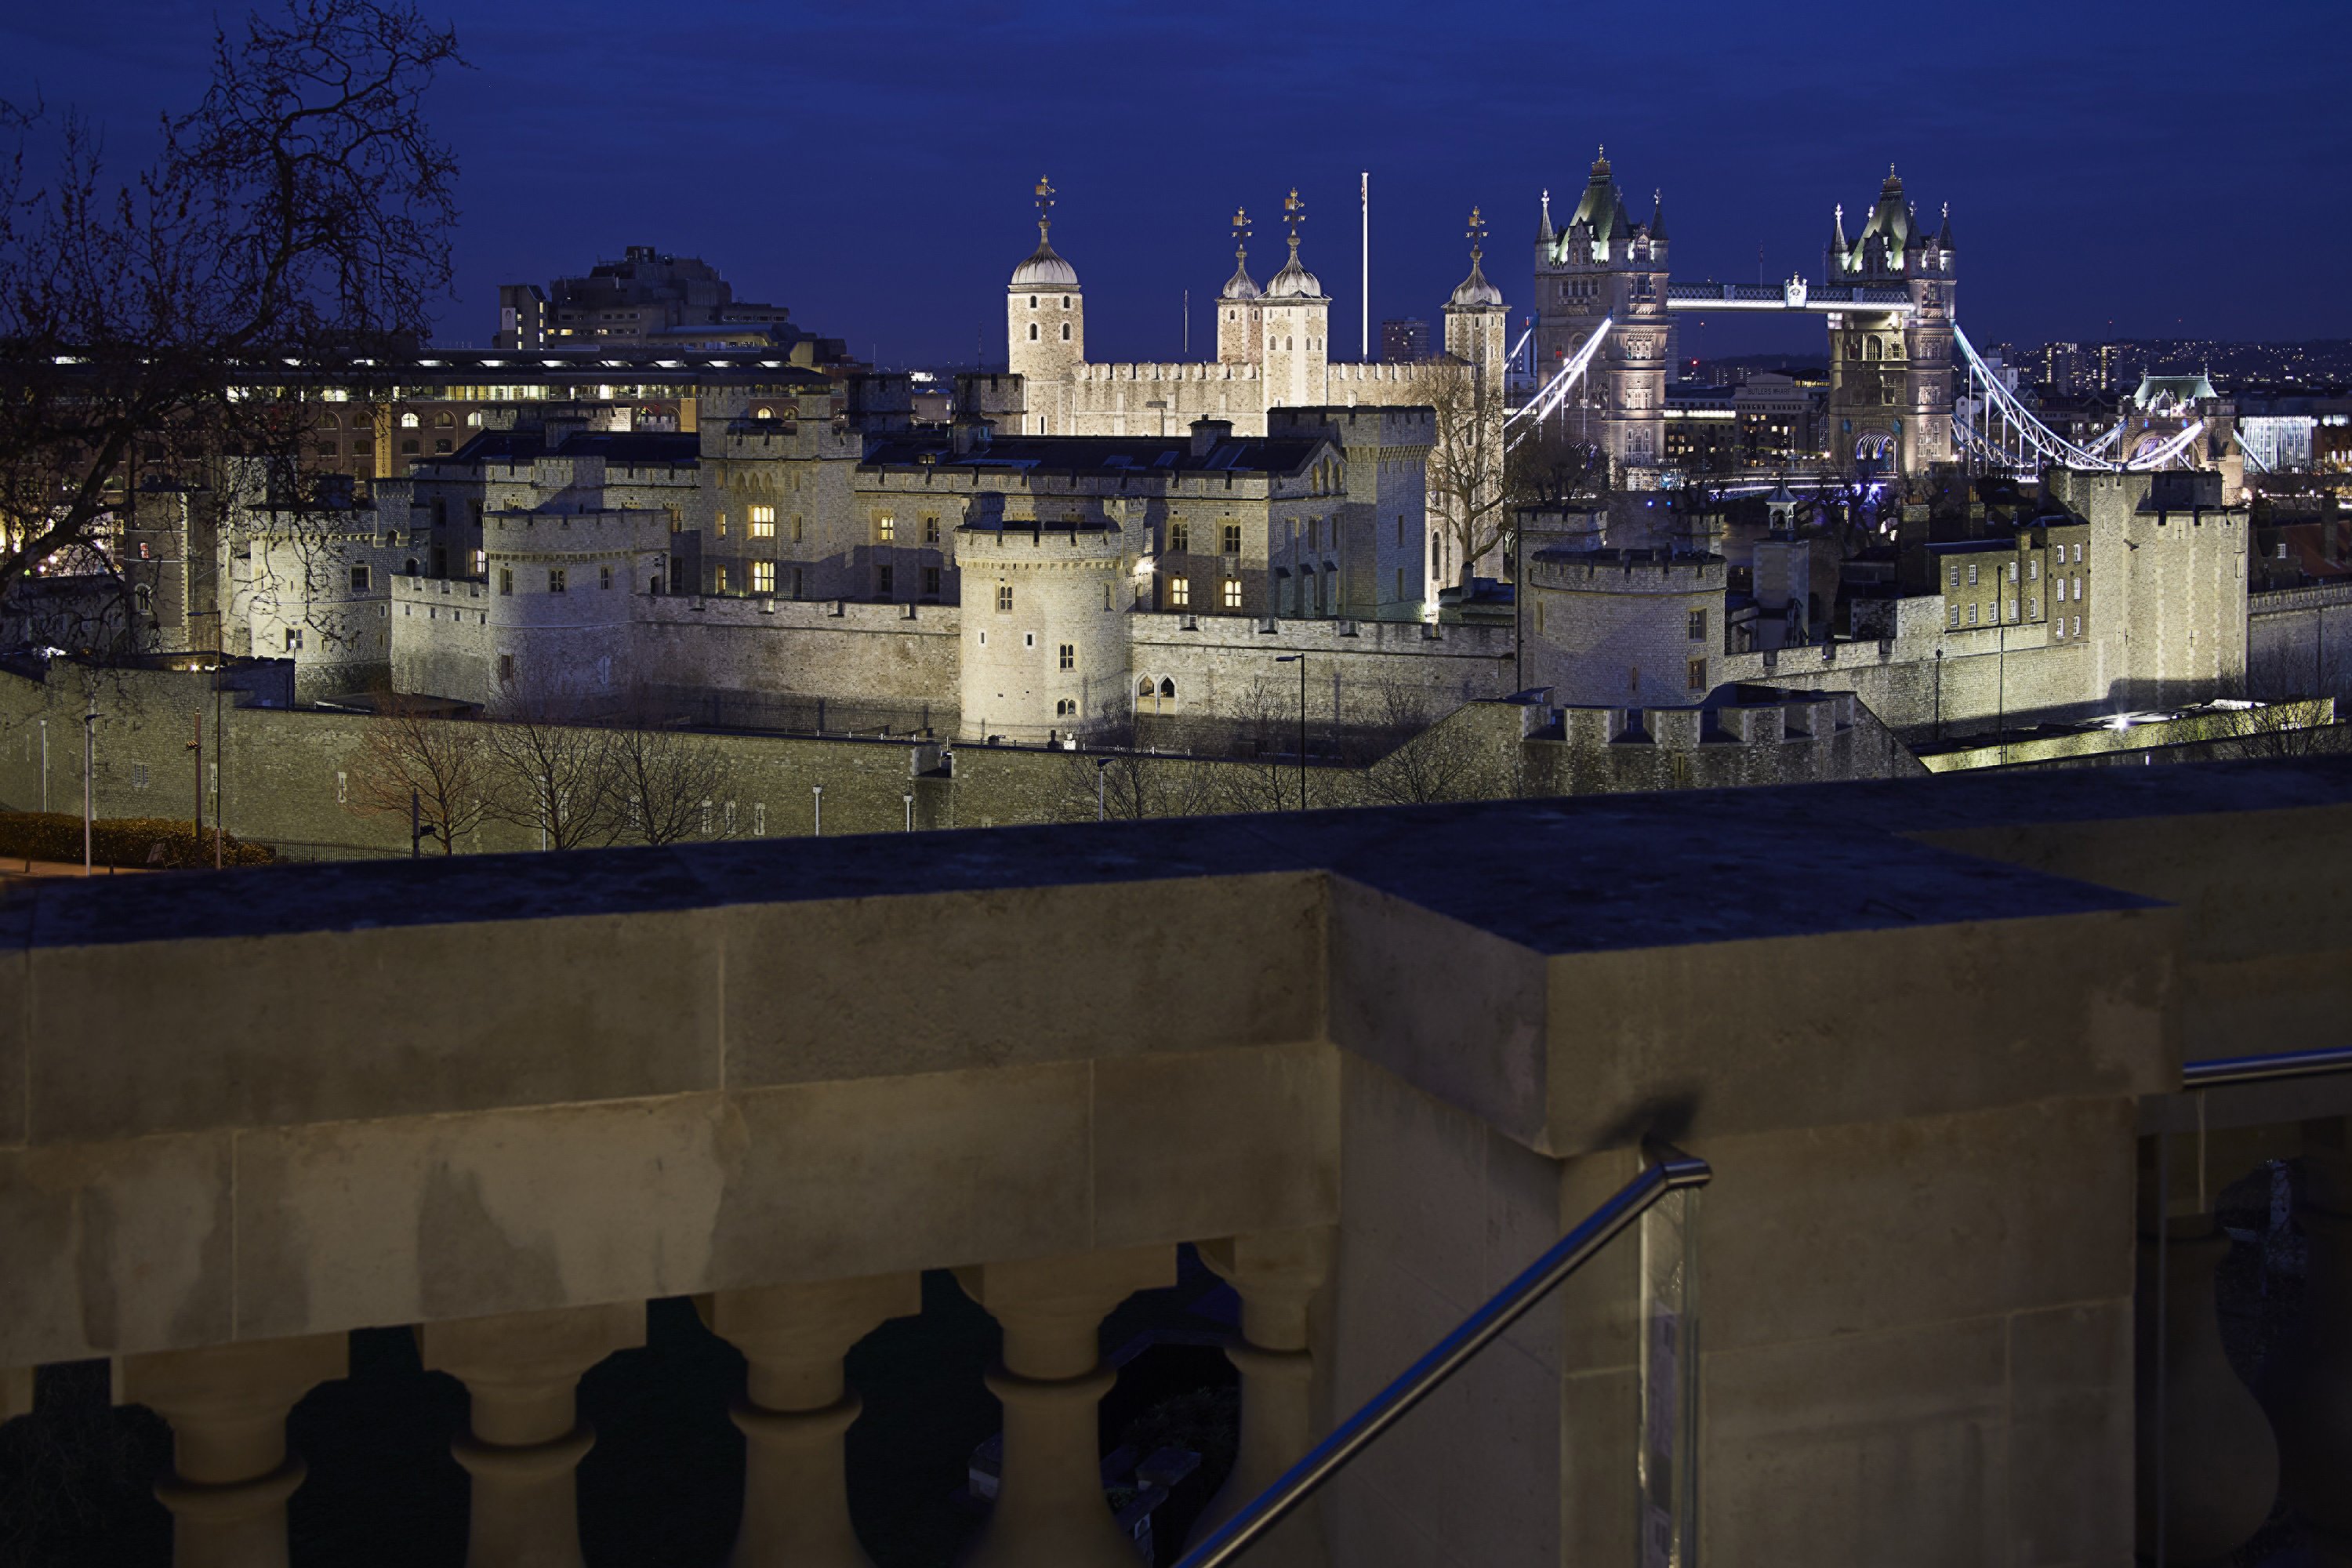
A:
[[495, 246, 847, 358], [1380, 318, 1431, 362]]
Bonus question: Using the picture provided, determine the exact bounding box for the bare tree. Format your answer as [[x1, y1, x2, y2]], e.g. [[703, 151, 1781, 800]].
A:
[[346, 693, 488, 853], [1053, 746, 1221, 823], [1354, 684, 1496, 804], [481, 713, 621, 851], [608, 720, 736, 845], [1424, 365, 1518, 593], [0, 2, 462, 639]]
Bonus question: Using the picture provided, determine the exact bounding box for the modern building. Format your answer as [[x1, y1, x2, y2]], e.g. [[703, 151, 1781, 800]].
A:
[[1379, 318, 1431, 362], [494, 245, 851, 358]]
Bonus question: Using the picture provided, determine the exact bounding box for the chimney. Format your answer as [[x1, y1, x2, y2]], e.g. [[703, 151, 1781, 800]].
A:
[[951, 417, 994, 457], [1190, 419, 1233, 458]]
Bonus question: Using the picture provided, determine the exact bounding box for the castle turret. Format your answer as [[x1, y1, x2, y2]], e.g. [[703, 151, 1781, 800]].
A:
[[956, 494, 1131, 746], [1443, 206, 1508, 381], [1007, 176, 1083, 435], [1260, 187, 1330, 412], [1216, 205, 1263, 365]]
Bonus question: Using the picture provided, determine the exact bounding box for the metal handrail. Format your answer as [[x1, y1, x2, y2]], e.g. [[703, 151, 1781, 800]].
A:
[[1172, 1144, 1713, 1568], [2180, 1044, 2352, 1090]]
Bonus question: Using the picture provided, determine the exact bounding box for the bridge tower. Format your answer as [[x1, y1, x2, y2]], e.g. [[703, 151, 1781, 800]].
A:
[[1823, 168, 1956, 480], [1532, 150, 1671, 488]]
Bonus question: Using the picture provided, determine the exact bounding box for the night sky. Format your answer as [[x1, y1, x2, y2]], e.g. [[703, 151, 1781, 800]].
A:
[[6, 1, 2348, 366]]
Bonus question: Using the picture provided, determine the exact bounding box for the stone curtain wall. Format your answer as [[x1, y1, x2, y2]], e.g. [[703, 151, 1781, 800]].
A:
[[0, 664, 1921, 861], [2249, 581, 2352, 700]]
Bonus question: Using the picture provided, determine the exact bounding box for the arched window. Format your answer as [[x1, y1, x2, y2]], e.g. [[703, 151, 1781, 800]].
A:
[[754, 405, 772, 419], [1029, 295, 1038, 308], [1864, 339, 1881, 361], [1062, 296, 1071, 309], [434, 412, 454, 427], [1160, 678, 1176, 701], [1056, 699, 1076, 717], [1029, 323, 1040, 341], [1060, 322, 1071, 341], [399, 412, 420, 428], [1137, 679, 1155, 699]]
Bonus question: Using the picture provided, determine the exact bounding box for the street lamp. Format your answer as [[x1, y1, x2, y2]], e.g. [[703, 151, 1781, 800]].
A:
[[1275, 654, 1307, 811], [811, 784, 823, 838]]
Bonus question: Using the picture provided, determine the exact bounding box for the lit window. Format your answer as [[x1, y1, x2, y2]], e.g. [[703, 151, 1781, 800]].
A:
[[877, 514, 895, 543], [400, 412, 420, 429], [715, 564, 729, 593], [1169, 577, 1190, 607], [716, 511, 728, 538], [750, 505, 776, 538], [1058, 643, 1075, 671], [996, 583, 1013, 612], [1222, 579, 1243, 609]]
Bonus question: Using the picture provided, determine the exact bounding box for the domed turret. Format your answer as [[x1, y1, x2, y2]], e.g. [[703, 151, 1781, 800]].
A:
[[1007, 176, 1083, 432], [1443, 207, 1507, 379], [1450, 206, 1504, 309], [1220, 205, 1260, 300]]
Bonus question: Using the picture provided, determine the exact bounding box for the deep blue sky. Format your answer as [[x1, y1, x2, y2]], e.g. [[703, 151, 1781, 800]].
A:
[[6, 1, 2348, 365]]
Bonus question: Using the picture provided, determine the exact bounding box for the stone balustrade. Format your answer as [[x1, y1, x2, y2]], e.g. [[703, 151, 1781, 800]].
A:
[[4, 758, 2351, 1565]]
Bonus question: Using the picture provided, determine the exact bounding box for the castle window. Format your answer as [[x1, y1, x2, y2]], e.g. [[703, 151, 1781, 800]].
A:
[[1061, 323, 1071, 341], [549, 568, 566, 593], [1029, 323, 1040, 341], [499, 567, 514, 596], [923, 565, 941, 597], [750, 505, 776, 538], [350, 564, 371, 593], [793, 566, 804, 599], [1161, 678, 1176, 700], [499, 653, 514, 684], [1168, 576, 1189, 607], [1222, 579, 1243, 610], [878, 564, 894, 596], [923, 516, 940, 544], [1687, 658, 1707, 694], [1058, 644, 1075, 671], [715, 564, 729, 593], [793, 515, 804, 543], [1029, 296, 1037, 308], [996, 583, 1014, 612], [717, 511, 729, 538], [1687, 608, 1707, 641], [1056, 699, 1075, 717], [1023, 632, 1035, 648], [601, 564, 614, 590], [1170, 521, 1190, 553], [753, 561, 775, 594], [1396, 567, 1405, 600], [1221, 522, 1241, 554], [877, 514, 895, 543], [1062, 296, 1070, 309]]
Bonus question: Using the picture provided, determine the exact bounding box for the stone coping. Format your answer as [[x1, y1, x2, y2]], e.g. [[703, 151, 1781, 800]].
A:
[[19, 756, 2345, 959]]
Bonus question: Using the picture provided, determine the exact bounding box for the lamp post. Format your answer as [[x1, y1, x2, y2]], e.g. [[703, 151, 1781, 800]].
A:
[[904, 791, 915, 833], [812, 784, 823, 838], [1275, 654, 1307, 811], [81, 697, 96, 876]]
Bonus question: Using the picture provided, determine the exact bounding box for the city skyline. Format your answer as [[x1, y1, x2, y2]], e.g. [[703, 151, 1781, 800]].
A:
[[5, 0, 2349, 365]]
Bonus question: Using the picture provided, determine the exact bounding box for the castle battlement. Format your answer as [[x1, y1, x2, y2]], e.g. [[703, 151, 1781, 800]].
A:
[[1529, 549, 1725, 593], [1078, 361, 1261, 384]]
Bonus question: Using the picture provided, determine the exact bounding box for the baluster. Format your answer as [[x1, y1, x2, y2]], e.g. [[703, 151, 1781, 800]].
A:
[[957, 1246, 1175, 1568], [117, 1333, 347, 1568], [2137, 1135, 2278, 1566], [419, 1302, 644, 1568], [2263, 1117, 2352, 1566], [698, 1273, 920, 1568], [1192, 1228, 1334, 1567]]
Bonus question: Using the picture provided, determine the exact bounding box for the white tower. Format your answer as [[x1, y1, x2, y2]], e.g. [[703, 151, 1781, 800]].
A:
[[1007, 176, 1083, 435]]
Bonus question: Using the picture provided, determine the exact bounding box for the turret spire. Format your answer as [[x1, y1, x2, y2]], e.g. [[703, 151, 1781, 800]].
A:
[[1283, 186, 1307, 263], [1537, 187, 1555, 245], [1033, 175, 1055, 245]]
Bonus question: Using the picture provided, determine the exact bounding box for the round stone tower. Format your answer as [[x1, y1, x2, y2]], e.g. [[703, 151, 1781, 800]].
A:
[[1007, 176, 1083, 435], [956, 496, 1131, 746]]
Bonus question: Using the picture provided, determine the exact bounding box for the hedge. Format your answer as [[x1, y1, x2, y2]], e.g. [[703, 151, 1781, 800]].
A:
[[0, 811, 275, 869]]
